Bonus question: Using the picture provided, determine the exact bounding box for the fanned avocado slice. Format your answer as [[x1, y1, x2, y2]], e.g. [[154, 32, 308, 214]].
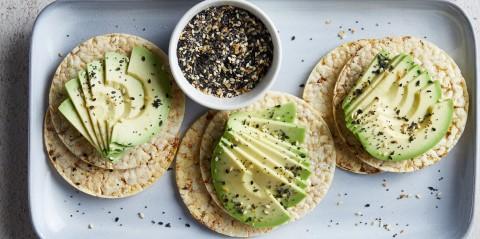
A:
[[104, 52, 145, 120], [85, 62, 111, 152], [63, 78, 103, 152], [356, 100, 452, 161], [236, 132, 311, 180], [397, 70, 431, 117], [78, 69, 108, 153], [210, 103, 311, 228], [344, 52, 453, 161], [345, 54, 414, 117], [219, 138, 307, 208], [58, 99, 95, 147], [343, 52, 399, 109], [211, 144, 291, 228], [234, 125, 310, 167], [109, 47, 171, 148], [223, 131, 309, 189], [58, 47, 172, 161]]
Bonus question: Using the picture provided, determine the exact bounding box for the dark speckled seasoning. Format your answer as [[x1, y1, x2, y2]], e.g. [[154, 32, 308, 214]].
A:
[[177, 5, 273, 98]]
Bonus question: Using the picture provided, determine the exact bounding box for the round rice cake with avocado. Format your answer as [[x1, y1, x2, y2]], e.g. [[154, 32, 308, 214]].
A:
[[199, 91, 336, 227], [48, 33, 185, 170], [303, 39, 380, 174], [332, 36, 469, 172], [176, 112, 271, 237], [44, 113, 177, 198]]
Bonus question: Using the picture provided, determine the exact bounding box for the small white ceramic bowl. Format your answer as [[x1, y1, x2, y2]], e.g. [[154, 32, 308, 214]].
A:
[[169, 0, 282, 111]]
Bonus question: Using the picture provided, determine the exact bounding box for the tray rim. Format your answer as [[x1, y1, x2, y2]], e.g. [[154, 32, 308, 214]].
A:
[[27, 0, 479, 238]]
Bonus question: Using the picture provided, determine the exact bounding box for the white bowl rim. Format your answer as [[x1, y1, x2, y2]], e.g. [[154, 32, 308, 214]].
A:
[[168, 0, 282, 111]]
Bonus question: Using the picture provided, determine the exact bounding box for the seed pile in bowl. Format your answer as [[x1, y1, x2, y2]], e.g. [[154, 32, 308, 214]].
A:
[[177, 5, 274, 98]]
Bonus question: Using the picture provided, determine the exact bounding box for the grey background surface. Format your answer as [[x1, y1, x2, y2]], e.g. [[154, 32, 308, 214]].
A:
[[0, 0, 478, 238]]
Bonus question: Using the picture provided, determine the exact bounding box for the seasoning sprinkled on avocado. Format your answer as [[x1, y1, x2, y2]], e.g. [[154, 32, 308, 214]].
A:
[[210, 103, 311, 228], [58, 46, 171, 162], [343, 52, 453, 161]]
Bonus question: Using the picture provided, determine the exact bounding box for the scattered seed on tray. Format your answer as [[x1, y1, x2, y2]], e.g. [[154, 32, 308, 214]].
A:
[[138, 212, 145, 219], [177, 5, 274, 98], [185, 223, 191, 228], [291, 35, 296, 41], [88, 224, 93, 229], [165, 223, 171, 228]]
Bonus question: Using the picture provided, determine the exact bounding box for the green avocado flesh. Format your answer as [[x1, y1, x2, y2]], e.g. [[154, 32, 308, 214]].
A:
[[343, 52, 453, 161], [229, 103, 297, 123], [58, 46, 171, 161], [211, 103, 311, 228]]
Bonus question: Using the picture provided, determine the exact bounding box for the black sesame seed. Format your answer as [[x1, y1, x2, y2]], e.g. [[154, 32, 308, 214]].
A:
[[176, 6, 273, 98]]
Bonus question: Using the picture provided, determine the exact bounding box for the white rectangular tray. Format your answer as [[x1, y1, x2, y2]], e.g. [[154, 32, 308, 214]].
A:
[[29, 0, 478, 238]]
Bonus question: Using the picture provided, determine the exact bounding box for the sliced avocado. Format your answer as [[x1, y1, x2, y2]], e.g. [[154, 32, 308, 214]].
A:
[[240, 131, 310, 168], [358, 100, 453, 161], [211, 144, 291, 228], [109, 47, 171, 148], [397, 70, 431, 117], [228, 117, 306, 144], [105, 52, 145, 119], [230, 103, 298, 123], [345, 54, 415, 118], [63, 78, 102, 151], [220, 138, 307, 208], [407, 81, 442, 123], [78, 69, 107, 153], [235, 126, 310, 167], [86, 60, 113, 153], [58, 99, 95, 147], [342, 52, 398, 108], [344, 52, 453, 161], [384, 65, 422, 108], [225, 130, 310, 180], [223, 131, 309, 189]]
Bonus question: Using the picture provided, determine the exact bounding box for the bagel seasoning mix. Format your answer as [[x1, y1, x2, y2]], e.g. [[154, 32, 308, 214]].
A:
[[177, 5, 274, 98]]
